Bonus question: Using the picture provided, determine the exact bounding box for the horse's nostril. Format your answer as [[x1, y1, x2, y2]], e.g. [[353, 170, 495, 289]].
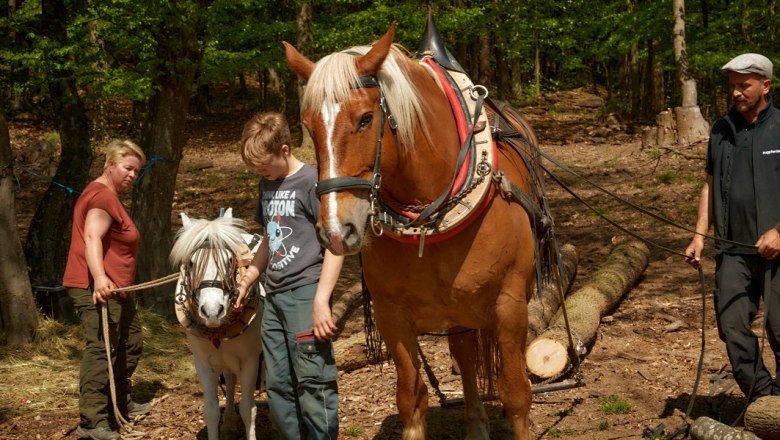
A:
[[200, 305, 208, 317], [218, 304, 225, 317]]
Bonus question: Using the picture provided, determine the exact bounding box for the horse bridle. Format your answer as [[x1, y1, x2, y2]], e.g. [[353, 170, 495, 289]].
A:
[[313, 74, 398, 236], [313, 71, 488, 235], [176, 243, 240, 307]]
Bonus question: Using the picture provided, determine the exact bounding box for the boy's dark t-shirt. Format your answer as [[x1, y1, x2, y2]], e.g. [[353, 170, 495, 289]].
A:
[[256, 163, 323, 294]]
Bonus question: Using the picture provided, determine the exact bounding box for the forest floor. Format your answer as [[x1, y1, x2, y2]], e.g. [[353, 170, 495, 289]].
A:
[[2, 87, 767, 440]]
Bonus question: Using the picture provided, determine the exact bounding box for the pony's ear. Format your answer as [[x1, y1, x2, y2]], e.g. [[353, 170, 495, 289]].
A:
[[223, 208, 233, 219], [284, 41, 315, 81], [181, 212, 191, 228], [356, 21, 396, 76]]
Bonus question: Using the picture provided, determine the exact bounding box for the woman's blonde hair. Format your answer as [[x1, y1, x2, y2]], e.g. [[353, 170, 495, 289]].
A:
[[104, 139, 146, 170]]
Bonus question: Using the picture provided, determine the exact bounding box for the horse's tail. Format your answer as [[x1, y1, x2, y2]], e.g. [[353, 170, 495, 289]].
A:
[[473, 328, 497, 398]]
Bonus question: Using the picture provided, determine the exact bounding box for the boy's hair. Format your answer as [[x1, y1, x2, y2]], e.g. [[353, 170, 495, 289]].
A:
[[104, 139, 146, 170], [241, 112, 291, 167]]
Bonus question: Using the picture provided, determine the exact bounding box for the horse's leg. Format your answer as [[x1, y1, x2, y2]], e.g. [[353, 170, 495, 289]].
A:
[[238, 355, 260, 440], [222, 370, 242, 433], [193, 359, 222, 440], [448, 331, 490, 440], [375, 305, 427, 440], [495, 289, 532, 440]]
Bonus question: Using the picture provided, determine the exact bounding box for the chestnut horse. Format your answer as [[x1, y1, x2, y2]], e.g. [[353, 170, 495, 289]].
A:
[[285, 23, 549, 440]]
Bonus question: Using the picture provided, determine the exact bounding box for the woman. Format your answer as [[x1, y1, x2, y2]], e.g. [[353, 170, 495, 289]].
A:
[[62, 139, 151, 440]]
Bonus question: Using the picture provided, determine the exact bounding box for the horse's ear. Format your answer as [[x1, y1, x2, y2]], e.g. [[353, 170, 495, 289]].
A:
[[284, 41, 315, 81], [356, 21, 397, 75], [181, 212, 191, 228], [223, 208, 233, 219]]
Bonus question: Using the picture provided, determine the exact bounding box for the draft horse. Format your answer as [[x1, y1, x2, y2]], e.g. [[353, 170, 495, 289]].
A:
[[285, 23, 550, 440], [169, 208, 264, 440]]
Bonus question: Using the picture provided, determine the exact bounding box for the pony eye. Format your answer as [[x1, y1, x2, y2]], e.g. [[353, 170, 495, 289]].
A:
[[358, 113, 373, 130]]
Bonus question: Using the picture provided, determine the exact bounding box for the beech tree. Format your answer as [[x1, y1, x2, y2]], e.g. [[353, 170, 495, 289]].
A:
[[0, 111, 38, 345]]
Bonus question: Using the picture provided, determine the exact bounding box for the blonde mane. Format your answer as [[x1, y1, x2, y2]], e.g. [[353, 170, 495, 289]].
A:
[[302, 44, 426, 147], [170, 216, 248, 267]]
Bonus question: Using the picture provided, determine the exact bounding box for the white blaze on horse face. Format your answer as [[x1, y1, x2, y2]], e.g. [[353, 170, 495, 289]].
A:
[[321, 101, 344, 235]]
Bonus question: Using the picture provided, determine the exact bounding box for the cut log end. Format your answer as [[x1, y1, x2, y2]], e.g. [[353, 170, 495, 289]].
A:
[[526, 337, 568, 379]]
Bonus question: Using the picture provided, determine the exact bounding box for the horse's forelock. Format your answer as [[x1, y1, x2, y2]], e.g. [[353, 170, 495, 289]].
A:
[[302, 44, 423, 147], [169, 216, 247, 267]]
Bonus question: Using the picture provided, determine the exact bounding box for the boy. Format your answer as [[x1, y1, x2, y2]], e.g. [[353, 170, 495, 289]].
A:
[[235, 112, 344, 439]]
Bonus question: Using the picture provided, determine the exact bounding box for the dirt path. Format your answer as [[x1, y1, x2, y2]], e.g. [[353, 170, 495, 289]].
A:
[[4, 89, 764, 439]]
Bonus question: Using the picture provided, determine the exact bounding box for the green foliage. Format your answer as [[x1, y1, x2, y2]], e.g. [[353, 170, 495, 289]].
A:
[[598, 394, 632, 415]]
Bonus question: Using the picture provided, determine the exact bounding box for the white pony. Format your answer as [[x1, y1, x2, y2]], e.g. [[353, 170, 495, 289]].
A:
[[169, 208, 264, 440]]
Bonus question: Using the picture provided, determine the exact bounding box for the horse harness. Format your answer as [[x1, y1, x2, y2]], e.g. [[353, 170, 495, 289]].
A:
[[174, 235, 262, 348], [314, 54, 553, 258]]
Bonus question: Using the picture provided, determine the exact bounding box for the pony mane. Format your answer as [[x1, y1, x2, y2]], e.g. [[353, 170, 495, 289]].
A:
[[170, 216, 248, 267], [302, 44, 426, 147]]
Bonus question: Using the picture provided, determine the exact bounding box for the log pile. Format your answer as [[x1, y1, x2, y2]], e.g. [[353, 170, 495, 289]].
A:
[[525, 238, 650, 379]]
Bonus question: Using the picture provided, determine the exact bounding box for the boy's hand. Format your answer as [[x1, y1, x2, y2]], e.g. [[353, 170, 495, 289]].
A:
[[233, 284, 248, 310], [312, 300, 337, 342]]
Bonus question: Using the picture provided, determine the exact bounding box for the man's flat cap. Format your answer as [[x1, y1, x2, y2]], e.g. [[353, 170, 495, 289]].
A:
[[722, 53, 773, 79]]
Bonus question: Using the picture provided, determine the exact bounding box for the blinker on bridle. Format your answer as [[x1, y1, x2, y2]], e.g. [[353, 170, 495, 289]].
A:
[[314, 74, 399, 236]]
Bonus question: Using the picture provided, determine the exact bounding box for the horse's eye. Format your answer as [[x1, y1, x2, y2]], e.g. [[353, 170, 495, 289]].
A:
[[358, 113, 373, 130]]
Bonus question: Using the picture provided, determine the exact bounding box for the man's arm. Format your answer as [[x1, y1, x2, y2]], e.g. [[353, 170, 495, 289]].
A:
[[312, 249, 345, 342], [685, 174, 714, 269]]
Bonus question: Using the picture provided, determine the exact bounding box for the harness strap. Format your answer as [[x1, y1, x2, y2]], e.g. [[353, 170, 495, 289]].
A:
[[409, 86, 487, 227]]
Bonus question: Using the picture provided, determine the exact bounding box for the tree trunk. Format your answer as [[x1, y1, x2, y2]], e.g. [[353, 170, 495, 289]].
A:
[[527, 243, 579, 342], [0, 112, 39, 345], [478, 33, 491, 87], [132, 3, 209, 320], [745, 396, 780, 440], [25, 0, 94, 286], [526, 239, 650, 379], [672, 0, 709, 144], [690, 416, 760, 440]]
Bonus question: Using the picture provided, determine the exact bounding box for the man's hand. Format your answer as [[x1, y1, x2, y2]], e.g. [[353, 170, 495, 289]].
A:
[[756, 228, 780, 260], [684, 238, 705, 269]]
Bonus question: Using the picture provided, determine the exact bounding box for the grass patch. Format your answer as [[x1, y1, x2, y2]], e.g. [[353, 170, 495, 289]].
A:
[[344, 425, 365, 437], [0, 308, 193, 419], [598, 395, 632, 415], [656, 171, 677, 185]]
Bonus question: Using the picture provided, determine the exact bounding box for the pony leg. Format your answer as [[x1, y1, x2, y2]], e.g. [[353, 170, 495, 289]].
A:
[[238, 358, 260, 440], [222, 370, 242, 433], [193, 360, 222, 440], [495, 294, 532, 440], [448, 331, 490, 440], [376, 310, 427, 440]]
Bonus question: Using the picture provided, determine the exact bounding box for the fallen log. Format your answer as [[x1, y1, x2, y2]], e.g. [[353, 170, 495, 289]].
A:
[[690, 416, 760, 440], [525, 238, 650, 379], [527, 243, 579, 343], [745, 396, 780, 439], [333, 331, 370, 372]]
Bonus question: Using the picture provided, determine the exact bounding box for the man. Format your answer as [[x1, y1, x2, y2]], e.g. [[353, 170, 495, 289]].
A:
[[685, 53, 780, 401]]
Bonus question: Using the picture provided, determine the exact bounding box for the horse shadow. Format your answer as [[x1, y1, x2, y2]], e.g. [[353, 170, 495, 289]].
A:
[[372, 402, 513, 439]]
